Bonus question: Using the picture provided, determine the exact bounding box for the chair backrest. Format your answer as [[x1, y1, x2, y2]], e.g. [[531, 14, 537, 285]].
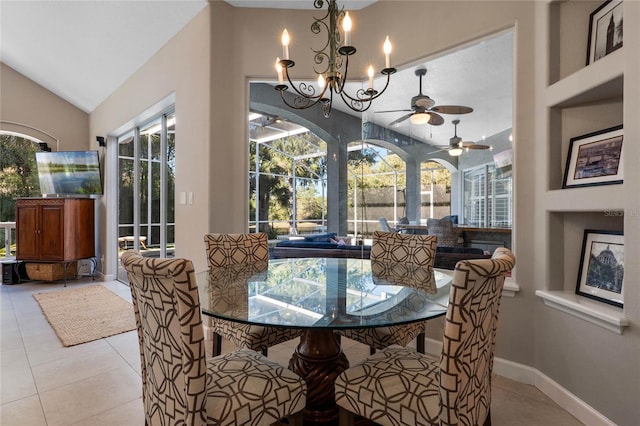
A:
[[121, 251, 207, 426], [204, 233, 269, 268], [441, 214, 458, 225], [370, 230, 438, 268], [378, 217, 393, 232], [370, 260, 436, 293], [439, 247, 516, 426], [427, 217, 461, 247]]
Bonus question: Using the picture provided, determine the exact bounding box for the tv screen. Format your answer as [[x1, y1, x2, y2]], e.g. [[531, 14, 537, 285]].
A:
[[35, 151, 103, 197]]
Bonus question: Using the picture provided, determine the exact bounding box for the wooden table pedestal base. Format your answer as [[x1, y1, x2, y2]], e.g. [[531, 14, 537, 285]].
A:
[[289, 329, 349, 425]]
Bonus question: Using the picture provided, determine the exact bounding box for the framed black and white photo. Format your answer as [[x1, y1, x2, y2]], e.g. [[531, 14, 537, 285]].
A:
[[587, 0, 623, 65], [576, 230, 624, 308], [562, 125, 623, 189]]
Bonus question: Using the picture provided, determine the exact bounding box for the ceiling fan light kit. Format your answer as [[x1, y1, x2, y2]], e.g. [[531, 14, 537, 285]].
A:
[[447, 119, 490, 156], [448, 147, 463, 156], [409, 112, 431, 125], [274, 0, 396, 118]]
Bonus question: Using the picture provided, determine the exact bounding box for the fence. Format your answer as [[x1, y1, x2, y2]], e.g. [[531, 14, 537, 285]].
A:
[[0, 222, 16, 259]]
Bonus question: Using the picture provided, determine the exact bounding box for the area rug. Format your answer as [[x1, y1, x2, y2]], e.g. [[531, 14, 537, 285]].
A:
[[33, 284, 136, 347]]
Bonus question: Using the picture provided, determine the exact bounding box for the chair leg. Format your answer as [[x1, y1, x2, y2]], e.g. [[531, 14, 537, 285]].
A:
[[286, 411, 304, 426], [212, 333, 222, 356], [338, 407, 355, 426], [262, 347, 268, 356], [416, 332, 425, 354], [483, 408, 492, 426], [369, 346, 376, 355]]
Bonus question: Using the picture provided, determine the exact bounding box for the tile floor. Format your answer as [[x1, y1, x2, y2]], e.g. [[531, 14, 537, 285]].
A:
[[1, 278, 583, 426]]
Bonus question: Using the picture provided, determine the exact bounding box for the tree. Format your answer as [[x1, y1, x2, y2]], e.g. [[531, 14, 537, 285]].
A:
[[250, 131, 328, 234], [0, 134, 41, 221]]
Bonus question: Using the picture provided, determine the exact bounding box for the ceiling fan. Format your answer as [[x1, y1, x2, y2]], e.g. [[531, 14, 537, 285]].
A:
[[446, 119, 490, 156], [376, 68, 473, 127]]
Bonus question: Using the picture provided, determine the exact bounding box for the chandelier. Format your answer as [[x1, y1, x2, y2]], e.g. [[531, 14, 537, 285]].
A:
[[274, 0, 396, 118]]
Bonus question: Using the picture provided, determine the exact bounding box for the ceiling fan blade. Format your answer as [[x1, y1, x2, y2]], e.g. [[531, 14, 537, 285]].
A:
[[389, 113, 413, 127], [465, 143, 491, 150], [431, 105, 474, 115], [375, 109, 412, 114], [427, 112, 445, 126], [459, 141, 490, 150]]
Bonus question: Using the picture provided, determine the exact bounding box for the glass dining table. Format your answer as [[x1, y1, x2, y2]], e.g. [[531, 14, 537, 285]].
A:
[[197, 257, 452, 425]]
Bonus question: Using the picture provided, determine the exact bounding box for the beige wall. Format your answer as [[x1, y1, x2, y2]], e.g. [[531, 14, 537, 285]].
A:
[[1, 62, 89, 149], [90, 5, 214, 273]]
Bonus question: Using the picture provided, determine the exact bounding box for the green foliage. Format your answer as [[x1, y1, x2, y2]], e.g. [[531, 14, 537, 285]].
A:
[[249, 131, 327, 231], [296, 186, 325, 220], [0, 134, 41, 221]]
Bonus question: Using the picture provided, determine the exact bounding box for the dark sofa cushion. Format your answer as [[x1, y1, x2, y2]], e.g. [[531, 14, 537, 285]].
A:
[[434, 246, 492, 269], [436, 246, 485, 255], [304, 232, 337, 242], [276, 240, 339, 249], [338, 244, 372, 251]]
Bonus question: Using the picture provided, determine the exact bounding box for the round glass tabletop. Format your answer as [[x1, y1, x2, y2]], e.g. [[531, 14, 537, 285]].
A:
[[197, 257, 451, 329]]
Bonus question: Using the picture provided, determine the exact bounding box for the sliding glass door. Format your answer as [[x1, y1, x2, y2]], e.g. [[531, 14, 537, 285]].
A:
[[116, 111, 175, 282]]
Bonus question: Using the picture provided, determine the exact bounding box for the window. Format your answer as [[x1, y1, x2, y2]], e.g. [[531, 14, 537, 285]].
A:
[[421, 161, 451, 220], [0, 133, 43, 258], [116, 111, 175, 282], [463, 164, 512, 227]]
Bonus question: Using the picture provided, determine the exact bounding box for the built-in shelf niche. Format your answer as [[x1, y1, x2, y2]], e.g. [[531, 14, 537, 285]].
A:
[[549, 0, 615, 84], [543, 211, 626, 334], [546, 55, 624, 192]]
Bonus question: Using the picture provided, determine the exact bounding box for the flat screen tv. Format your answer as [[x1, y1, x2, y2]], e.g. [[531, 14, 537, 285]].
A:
[[35, 150, 103, 197]]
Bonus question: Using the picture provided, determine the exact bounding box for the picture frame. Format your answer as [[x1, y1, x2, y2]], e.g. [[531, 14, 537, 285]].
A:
[[562, 124, 623, 189], [576, 230, 624, 308], [587, 0, 623, 65]]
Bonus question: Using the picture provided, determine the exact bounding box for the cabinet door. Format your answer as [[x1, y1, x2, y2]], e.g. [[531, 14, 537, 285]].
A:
[[16, 204, 39, 260], [39, 204, 65, 261]]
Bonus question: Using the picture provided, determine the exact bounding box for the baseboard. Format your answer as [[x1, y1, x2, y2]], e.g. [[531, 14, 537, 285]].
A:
[[100, 272, 115, 281], [532, 370, 617, 426], [424, 338, 615, 426]]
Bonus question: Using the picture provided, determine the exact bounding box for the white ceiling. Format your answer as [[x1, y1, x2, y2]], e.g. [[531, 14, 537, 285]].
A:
[[1, 0, 208, 113], [354, 30, 513, 148], [1, 0, 512, 148]]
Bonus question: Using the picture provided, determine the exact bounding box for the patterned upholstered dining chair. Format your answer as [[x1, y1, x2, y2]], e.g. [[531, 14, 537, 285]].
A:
[[335, 247, 516, 426], [203, 233, 303, 356], [336, 231, 439, 354], [121, 251, 306, 426], [427, 217, 463, 247]]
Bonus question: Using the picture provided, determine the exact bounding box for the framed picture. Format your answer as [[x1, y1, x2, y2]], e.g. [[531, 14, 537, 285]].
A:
[[576, 230, 624, 308], [587, 0, 623, 65], [562, 124, 623, 189]]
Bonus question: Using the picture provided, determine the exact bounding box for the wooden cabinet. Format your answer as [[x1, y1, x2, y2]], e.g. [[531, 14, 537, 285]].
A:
[[16, 198, 95, 262]]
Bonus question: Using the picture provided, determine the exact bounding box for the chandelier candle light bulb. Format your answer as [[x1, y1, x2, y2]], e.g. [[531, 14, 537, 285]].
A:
[[384, 36, 392, 68], [343, 11, 352, 46], [281, 29, 290, 60], [367, 66, 374, 90]]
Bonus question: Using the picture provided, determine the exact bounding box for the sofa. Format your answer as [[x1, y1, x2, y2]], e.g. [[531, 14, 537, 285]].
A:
[[271, 233, 371, 259], [270, 233, 492, 269]]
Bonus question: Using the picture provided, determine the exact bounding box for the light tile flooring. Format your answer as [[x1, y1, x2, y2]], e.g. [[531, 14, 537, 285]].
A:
[[1, 278, 583, 426]]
